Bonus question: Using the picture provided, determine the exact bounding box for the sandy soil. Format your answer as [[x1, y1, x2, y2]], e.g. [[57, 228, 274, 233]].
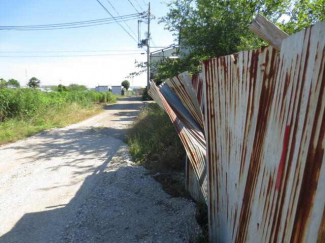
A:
[[0, 97, 199, 243]]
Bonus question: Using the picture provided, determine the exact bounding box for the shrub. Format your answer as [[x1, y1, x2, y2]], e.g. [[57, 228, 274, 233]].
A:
[[141, 87, 152, 101], [127, 103, 185, 172], [0, 88, 113, 122], [106, 91, 117, 103]]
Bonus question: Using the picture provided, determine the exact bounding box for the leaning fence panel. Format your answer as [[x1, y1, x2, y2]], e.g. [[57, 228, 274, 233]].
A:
[[149, 20, 324, 243], [149, 82, 208, 202], [203, 21, 324, 242]]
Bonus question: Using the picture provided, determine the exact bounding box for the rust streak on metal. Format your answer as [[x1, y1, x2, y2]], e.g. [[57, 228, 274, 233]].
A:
[[275, 125, 291, 190], [148, 20, 325, 243]]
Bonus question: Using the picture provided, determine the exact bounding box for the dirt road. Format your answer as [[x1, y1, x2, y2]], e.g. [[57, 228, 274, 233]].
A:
[[0, 97, 199, 243]]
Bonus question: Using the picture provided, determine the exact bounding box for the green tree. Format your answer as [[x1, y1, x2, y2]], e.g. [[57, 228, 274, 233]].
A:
[[146, 0, 325, 84], [58, 84, 68, 92], [67, 84, 87, 92], [280, 0, 325, 34], [27, 77, 40, 89], [161, 0, 293, 58], [130, 0, 324, 85], [7, 79, 20, 88], [0, 78, 7, 88], [121, 80, 130, 90]]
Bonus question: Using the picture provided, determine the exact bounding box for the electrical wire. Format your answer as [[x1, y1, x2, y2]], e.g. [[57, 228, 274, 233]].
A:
[[133, 0, 145, 12], [96, 0, 138, 43], [0, 49, 143, 54], [105, 0, 137, 37], [0, 14, 141, 31], [0, 53, 145, 58], [127, 0, 140, 13], [1, 14, 139, 28]]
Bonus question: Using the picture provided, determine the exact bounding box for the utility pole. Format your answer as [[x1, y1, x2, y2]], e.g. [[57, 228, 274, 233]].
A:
[[146, 2, 151, 88]]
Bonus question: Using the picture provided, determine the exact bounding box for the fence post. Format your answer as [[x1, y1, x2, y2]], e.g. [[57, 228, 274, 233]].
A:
[[249, 14, 289, 50]]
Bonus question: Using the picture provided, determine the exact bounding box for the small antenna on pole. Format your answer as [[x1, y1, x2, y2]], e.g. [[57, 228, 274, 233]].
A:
[[138, 20, 142, 46]]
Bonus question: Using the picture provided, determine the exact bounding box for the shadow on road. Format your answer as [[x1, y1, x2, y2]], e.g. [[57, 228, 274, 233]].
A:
[[0, 147, 132, 243], [0, 97, 147, 243]]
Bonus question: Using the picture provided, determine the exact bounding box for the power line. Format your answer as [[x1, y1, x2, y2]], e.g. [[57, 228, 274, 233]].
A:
[[0, 19, 139, 31], [133, 0, 145, 12], [96, 0, 138, 43], [105, 0, 137, 37], [0, 53, 145, 58], [127, 0, 140, 13], [0, 14, 141, 31], [0, 14, 139, 28], [0, 49, 143, 54]]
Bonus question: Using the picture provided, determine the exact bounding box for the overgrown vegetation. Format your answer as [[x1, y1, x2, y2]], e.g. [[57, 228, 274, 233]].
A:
[[0, 88, 117, 144], [127, 103, 190, 198], [129, 0, 325, 85], [128, 101, 208, 242], [156, 0, 324, 81], [127, 103, 186, 172], [141, 87, 152, 101], [52, 83, 88, 92]]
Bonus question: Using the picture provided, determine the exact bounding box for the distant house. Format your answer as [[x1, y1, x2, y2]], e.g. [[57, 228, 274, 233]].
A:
[[111, 86, 122, 95], [6, 85, 18, 89], [95, 86, 109, 93]]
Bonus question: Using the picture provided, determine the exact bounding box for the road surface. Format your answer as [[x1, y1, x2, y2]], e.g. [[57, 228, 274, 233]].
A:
[[0, 97, 199, 243]]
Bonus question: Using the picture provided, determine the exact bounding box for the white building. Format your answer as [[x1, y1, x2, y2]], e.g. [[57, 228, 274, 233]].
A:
[[150, 44, 190, 77], [111, 86, 122, 95], [95, 86, 109, 92]]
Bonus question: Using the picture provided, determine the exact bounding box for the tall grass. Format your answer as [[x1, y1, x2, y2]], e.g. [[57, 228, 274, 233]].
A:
[[127, 103, 185, 172], [0, 88, 117, 144], [0, 88, 115, 121]]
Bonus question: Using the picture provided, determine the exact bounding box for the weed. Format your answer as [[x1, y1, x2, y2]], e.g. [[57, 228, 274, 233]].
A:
[[127, 103, 185, 172], [0, 88, 118, 145]]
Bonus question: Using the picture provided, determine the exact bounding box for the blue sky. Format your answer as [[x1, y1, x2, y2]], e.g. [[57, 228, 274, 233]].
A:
[[0, 0, 175, 87]]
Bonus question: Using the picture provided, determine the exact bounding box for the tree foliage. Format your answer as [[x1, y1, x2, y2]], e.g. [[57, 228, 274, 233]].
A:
[[7, 79, 20, 88], [130, 0, 325, 85], [58, 84, 68, 92], [28, 77, 40, 89], [122, 80, 130, 90], [67, 84, 87, 92], [0, 79, 7, 88], [279, 0, 325, 34]]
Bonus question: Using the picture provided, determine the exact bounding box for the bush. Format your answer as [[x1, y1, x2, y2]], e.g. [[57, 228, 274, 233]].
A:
[[106, 91, 117, 103], [0, 89, 118, 144], [0, 88, 114, 122], [141, 87, 152, 101], [127, 103, 185, 172]]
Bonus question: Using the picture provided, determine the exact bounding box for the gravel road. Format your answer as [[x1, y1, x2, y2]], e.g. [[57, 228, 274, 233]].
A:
[[0, 97, 200, 243]]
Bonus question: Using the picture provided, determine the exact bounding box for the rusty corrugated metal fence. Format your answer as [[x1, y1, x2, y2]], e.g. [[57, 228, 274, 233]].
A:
[[149, 21, 325, 242]]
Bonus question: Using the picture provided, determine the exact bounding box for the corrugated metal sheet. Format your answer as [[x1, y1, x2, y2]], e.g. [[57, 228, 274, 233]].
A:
[[148, 81, 208, 201], [149, 20, 324, 242], [191, 72, 205, 111], [183, 72, 207, 202], [166, 72, 204, 129], [185, 156, 205, 203], [203, 20, 324, 242]]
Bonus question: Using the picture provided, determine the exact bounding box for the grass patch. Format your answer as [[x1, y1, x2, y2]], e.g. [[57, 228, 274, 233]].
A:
[[128, 102, 209, 242], [127, 103, 189, 197], [127, 103, 186, 172], [0, 103, 104, 145], [0, 88, 118, 145]]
